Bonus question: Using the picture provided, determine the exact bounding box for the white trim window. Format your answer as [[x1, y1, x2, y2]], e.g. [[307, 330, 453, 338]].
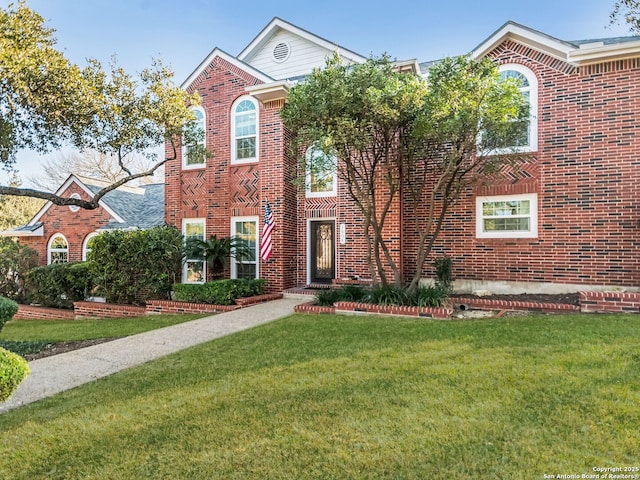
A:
[[82, 232, 100, 261], [183, 219, 206, 283], [498, 64, 538, 152], [305, 144, 337, 197], [69, 193, 82, 212], [48, 234, 69, 264], [230, 217, 258, 280], [476, 193, 538, 239], [183, 106, 206, 169], [231, 96, 258, 164]]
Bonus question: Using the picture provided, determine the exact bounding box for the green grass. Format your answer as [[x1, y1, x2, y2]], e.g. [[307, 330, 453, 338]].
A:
[[0, 313, 638, 479], [0, 314, 206, 356]]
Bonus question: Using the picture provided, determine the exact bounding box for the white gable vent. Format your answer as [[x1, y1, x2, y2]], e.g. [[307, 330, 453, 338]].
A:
[[272, 42, 291, 63]]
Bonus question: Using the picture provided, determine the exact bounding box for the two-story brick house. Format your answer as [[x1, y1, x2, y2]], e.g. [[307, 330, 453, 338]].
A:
[[166, 18, 639, 294]]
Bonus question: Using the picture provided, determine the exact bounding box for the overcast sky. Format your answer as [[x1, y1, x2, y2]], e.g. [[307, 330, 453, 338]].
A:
[[2, 0, 632, 184]]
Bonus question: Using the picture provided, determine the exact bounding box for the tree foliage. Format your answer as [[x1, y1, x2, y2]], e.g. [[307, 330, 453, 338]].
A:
[[87, 226, 183, 305], [610, 0, 640, 32], [0, 2, 207, 209], [282, 54, 428, 286], [0, 174, 44, 230], [282, 54, 528, 288], [0, 237, 38, 303]]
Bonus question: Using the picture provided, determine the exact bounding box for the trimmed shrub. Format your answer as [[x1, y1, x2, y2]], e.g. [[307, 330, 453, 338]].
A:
[[0, 296, 18, 333], [25, 262, 93, 309], [0, 347, 30, 402], [315, 288, 344, 307], [409, 285, 447, 308], [89, 226, 183, 305], [173, 279, 265, 305], [315, 283, 447, 308], [315, 284, 369, 306]]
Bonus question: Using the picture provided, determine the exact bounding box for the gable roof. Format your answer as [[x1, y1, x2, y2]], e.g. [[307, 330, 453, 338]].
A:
[[181, 47, 274, 89], [238, 17, 366, 65], [0, 175, 165, 237], [473, 20, 640, 65]]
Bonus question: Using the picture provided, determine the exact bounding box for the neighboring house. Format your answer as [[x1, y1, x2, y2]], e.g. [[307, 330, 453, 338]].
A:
[[1, 175, 164, 265], [166, 18, 636, 294]]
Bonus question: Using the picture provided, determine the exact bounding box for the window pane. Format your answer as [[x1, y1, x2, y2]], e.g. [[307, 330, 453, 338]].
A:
[[51, 236, 67, 249], [185, 222, 204, 241], [50, 251, 68, 264], [235, 100, 256, 113], [235, 113, 256, 137], [236, 137, 256, 159], [500, 70, 529, 88], [185, 260, 204, 283], [236, 262, 256, 280]]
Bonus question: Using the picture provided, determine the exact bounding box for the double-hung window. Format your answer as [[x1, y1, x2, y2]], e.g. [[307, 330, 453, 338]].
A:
[[183, 219, 206, 283], [231, 97, 258, 164], [498, 64, 538, 152], [476, 193, 538, 239]]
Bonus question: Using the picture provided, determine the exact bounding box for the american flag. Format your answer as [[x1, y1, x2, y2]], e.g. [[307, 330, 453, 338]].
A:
[[260, 200, 274, 261]]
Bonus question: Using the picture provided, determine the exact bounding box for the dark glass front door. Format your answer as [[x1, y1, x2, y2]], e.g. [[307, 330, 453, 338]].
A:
[[310, 221, 335, 284]]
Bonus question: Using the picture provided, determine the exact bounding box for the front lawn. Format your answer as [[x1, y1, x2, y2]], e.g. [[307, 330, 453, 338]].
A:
[[0, 313, 638, 479]]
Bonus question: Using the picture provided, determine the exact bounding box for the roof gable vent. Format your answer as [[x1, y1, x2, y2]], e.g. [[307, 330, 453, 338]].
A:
[[272, 42, 291, 63]]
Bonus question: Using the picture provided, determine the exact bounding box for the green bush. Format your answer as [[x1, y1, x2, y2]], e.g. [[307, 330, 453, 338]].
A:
[[0, 347, 30, 402], [89, 226, 183, 305], [0, 296, 18, 333], [0, 238, 38, 303], [434, 256, 454, 294], [173, 279, 265, 305], [315, 283, 447, 308], [25, 262, 93, 309]]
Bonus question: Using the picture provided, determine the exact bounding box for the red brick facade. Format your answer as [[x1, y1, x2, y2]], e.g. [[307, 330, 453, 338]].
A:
[[20, 183, 113, 265], [165, 23, 639, 294]]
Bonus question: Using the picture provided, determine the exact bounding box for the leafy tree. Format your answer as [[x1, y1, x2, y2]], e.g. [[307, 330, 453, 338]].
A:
[[0, 238, 38, 303], [0, 174, 44, 230], [0, 2, 207, 209], [282, 54, 429, 287], [406, 56, 529, 290], [282, 54, 528, 289], [610, 0, 640, 32]]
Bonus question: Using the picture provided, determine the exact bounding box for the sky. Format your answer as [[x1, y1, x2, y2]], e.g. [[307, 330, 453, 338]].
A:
[[2, 0, 633, 185]]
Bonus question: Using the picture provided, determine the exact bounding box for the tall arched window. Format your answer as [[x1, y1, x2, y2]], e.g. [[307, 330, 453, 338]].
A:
[[498, 64, 538, 152], [231, 96, 258, 164], [183, 106, 206, 168], [305, 144, 337, 197], [48, 234, 68, 264]]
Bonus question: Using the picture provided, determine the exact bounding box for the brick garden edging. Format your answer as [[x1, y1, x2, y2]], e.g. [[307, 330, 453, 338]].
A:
[[448, 297, 580, 314], [579, 291, 640, 313], [13, 293, 284, 320], [294, 300, 452, 319]]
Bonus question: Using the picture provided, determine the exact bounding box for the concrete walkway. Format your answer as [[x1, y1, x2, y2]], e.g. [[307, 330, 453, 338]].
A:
[[0, 296, 308, 414]]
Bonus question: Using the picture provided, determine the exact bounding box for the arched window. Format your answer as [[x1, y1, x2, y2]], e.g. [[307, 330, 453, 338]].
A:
[[498, 64, 538, 152], [82, 232, 100, 261], [231, 96, 258, 164], [305, 144, 337, 197], [183, 106, 206, 168], [48, 234, 68, 264]]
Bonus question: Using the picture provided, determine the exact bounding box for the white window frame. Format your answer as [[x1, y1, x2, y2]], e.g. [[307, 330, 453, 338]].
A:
[[182, 106, 206, 170], [48, 233, 69, 264], [476, 193, 538, 239], [305, 145, 337, 198], [231, 96, 259, 164], [82, 232, 100, 261], [497, 64, 538, 152], [182, 218, 206, 283], [230, 216, 259, 280]]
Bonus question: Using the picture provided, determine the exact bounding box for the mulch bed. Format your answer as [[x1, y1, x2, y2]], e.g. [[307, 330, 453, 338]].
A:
[[454, 292, 580, 306], [24, 338, 118, 361]]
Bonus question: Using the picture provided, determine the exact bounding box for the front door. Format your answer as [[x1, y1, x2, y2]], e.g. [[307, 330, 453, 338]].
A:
[[310, 221, 335, 284]]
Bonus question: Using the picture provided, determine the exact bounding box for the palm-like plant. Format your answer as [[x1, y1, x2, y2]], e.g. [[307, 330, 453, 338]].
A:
[[184, 235, 252, 281]]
